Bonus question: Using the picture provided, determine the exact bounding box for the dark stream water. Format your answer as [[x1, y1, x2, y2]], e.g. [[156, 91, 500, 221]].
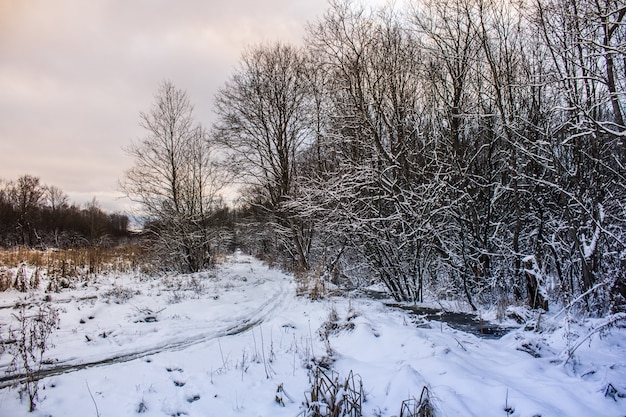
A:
[[354, 289, 513, 339], [386, 303, 513, 339]]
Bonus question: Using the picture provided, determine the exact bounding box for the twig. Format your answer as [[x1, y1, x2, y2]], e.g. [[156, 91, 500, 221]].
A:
[[260, 325, 271, 379], [252, 328, 259, 362], [504, 388, 514, 415], [85, 381, 100, 417], [217, 338, 226, 369], [562, 312, 626, 365], [308, 319, 315, 360], [553, 282, 610, 319], [453, 336, 467, 352]]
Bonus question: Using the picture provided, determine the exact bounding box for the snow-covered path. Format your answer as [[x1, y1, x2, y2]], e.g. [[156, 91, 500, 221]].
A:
[[0, 253, 625, 416], [0, 252, 291, 388]]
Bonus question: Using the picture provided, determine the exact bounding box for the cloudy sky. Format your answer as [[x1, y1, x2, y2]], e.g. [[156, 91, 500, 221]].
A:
[[0, 0, 384, 213]]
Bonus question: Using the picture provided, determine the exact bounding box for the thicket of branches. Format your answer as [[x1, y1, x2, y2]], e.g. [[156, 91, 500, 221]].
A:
[[214, 0, 626, 314], [0, 175, 130, 248]]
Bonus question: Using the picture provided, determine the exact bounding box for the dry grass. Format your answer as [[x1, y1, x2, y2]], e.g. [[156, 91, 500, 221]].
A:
[[400, 387, 436, 417], [301, 366, 363, 417], [0, 245, 149, 292], [295, 266, 328, 300]]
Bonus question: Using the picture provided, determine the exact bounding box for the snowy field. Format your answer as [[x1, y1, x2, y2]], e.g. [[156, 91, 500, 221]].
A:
[[0, 252, 625, 416]]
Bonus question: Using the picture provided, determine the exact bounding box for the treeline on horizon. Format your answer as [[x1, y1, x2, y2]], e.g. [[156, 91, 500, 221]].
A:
[[0, 175, 131, 248]]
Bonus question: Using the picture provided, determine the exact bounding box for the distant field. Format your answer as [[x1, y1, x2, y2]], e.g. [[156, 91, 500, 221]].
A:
[[0, 245, 150, 292]]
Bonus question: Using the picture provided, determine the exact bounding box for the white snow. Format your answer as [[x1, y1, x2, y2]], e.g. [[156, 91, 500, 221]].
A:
[[0, 253, 625, 416], [582, 204, 605, 260]]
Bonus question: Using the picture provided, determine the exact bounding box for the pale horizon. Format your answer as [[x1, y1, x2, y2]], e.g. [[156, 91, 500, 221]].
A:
[[1, 0, 386, 213]]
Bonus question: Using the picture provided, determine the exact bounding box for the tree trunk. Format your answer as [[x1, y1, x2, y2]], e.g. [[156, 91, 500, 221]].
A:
[[525, 257, 548, 310]]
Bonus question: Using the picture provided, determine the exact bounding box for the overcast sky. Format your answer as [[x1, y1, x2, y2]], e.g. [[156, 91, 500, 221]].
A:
[[0, 0, 385, 213]]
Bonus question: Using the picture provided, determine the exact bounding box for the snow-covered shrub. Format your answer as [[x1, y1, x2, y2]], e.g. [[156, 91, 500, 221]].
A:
[[161, 274, 206, 303], [296, 268, 328, 300], [6, 303, 60, 412], [0, 267, 14, 291], [101, 286, 137, 304], [14, 264, 28, 292]]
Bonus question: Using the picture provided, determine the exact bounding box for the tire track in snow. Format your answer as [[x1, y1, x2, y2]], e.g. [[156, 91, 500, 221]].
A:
[[0, 274, 289, 389]]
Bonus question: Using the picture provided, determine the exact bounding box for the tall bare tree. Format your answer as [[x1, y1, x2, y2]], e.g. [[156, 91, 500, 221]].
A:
[[121, 80, 225, 272], [213, 42, 314, 271]]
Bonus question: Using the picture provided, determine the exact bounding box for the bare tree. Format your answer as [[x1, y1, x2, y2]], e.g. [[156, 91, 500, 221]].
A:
[[213, 42, 314, 271], [44, 185, 68, 212], [534, 0, 626, 310], [300, 1, 447, 302], [121, 80, 226, 272], [411, 0, 488, 308], [6, 175, 44, 246], [43, 185, 69, 246]]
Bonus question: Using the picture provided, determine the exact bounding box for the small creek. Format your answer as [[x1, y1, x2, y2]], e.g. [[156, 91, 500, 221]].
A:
[[385, 303, 513, 339], [354, 289, 513, 339]]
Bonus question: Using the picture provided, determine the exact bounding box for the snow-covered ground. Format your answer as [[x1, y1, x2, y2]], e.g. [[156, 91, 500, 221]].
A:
[[0, 252, 624, 416]]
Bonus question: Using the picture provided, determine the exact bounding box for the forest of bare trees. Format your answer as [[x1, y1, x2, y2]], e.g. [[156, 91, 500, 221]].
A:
[[0, 175, 130, 248], [116, 0, 624, 314], [206, 0, 625, 315]]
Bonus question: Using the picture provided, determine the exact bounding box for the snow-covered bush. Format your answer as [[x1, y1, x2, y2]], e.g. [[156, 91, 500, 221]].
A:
[[5, 303, 60, 412]]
